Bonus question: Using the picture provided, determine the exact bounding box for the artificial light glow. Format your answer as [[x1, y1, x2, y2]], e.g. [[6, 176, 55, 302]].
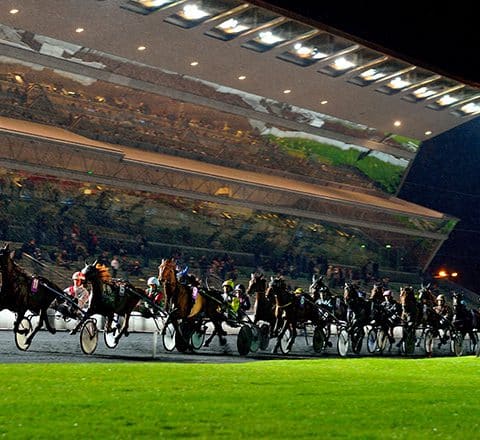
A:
[[438, 270, 447, 278], [14, 74, 24, 84], [83, 189, 93, 195], [75, 27, 84, 33], [393, 120, 402, 127], [320, 100, 328, 105], [459, 102, 480, 115], [238, 75, 246, 80], [137, 46, 146, 51], [385, 244, 392, 248], [360, 68, 385, 81], [258, 31, 283, 45], [9, 9, 19, 14], [413, 86, 436, 99], [190, 61, 199, 66], [283, 89, 291, 94], [451, 272, 458, 277], [332, 57, 355, 71], [425, 130, 432, 135], [437, 94, 458, 106], [218, 18, 248, 34], [182, 4, 209, 21], [388, 77, 411, 89]]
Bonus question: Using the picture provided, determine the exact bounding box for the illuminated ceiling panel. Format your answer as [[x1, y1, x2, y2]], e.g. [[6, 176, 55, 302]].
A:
[[402, 78, 460, 103], [204, 7, 279, 40], [376, 68, 438, 95], [277, 32, 356, 67], [451, 98, 480, 117], [241, 20, 315, 52], [427, 86, 480, 110], [121, 0, 186, 15], [164, 0, 245, 28], [348, 59, 413, 87], [318, 48, 384, 77]]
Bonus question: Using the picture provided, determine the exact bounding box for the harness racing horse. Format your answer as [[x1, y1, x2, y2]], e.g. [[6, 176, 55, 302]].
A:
[[343, 283, 371, 354], [158, 258, 228, 351], [452, 292, 479, 353], [73, 261, 142, 346], [309, 274, 347, 321], [398, 286, 418, 354], [247, 273, 275, 333], [0, 243, 58, 348], [267, 276, 324, 354]]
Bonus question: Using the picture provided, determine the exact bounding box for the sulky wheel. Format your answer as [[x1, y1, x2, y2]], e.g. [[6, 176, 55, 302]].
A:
[[14, 317, 34, 351], [337, 329, 349, 357], [259, 323, 270, 351], [249, 325, 260, 353], [366, 328, 377, 354], [162, 321, 176, 352], [279, 327, 293, 354], [190, 324, 206, 350], [80, 319, 99, 355], [313, 325, 326, 354], [237, 325, 253, 356]]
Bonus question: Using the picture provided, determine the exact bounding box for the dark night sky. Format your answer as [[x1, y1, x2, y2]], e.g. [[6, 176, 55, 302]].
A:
[[262, 1, 480, 290]]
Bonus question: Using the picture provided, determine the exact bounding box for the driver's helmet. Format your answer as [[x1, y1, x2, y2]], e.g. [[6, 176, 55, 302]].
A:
[[147, 276, 160, 287], [294, 287, 303, 295], [383, 290, 392, 297], [72, 271, 85, 281], [436, 294, 445, 302], [222, 279, 234, 291], [234, 284, 245, 294]]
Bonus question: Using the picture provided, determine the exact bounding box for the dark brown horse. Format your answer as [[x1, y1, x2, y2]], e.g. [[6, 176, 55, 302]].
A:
[[0, 243, 58, 345], [75, 261, 142, 344], [247, 272, 275, 332], [158, 258, 227, 348], [452, 292, 479, 353]]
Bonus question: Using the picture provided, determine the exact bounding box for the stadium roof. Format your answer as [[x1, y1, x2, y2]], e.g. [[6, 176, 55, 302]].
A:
[[1, 0, 479, 143]]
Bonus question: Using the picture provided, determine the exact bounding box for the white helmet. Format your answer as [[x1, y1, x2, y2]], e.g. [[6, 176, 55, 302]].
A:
[[72, 271, 85, 281], [147, 276, 160, 287]]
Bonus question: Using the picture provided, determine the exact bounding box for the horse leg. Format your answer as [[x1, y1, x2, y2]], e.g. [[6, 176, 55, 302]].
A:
[[272, 320, 288, 354], [288, 324, 297, 351], [13, 310, 28, 335]]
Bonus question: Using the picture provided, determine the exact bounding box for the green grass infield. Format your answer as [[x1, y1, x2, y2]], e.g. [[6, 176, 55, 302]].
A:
[[1, 357, 479, 439]]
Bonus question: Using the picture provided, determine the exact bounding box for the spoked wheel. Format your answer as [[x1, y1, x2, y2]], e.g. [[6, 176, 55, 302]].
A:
[[351, 328, 364, 354], [15, 317, 34, 351], [279, 327, 293, 354], [376, 329, 388, 354], [237, 325, 253, 356], [401, 325, 416, 356], [424, 329, 434, 357], [190, 323, 206, 350], [249, 325, 260, 353], [259, 323, 270, 351], [80, 319, 99, 355], [367, 328, 377, 354], [337, 329, 349, 357], [162, 321, 176, 352], [450, 331, 464, 357], [469, 331, 479, 355], [313, 325, 326, 354]]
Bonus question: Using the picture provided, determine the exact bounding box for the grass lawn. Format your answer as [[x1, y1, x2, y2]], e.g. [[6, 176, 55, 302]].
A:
[[0, 357, 479, 439]]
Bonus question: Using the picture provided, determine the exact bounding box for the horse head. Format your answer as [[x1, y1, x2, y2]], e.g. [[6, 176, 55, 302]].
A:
[[369, 283, 384, 302], [158, 258, 177, 286], [344, 282, 360, 303], [246, 272, 266, 297]]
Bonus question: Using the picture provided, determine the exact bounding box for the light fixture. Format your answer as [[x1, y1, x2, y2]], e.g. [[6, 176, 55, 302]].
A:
[[238, 75, 246, 80], [283, 89, 291, 94], [75, 27, 84, 33], [393, 120, 402, 127], [425, 130, 432, 135], [190, 61, 199, 66], [320, 100, 328, 105], [137, 46, 146, 51], [9, 8, 19, 14]]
